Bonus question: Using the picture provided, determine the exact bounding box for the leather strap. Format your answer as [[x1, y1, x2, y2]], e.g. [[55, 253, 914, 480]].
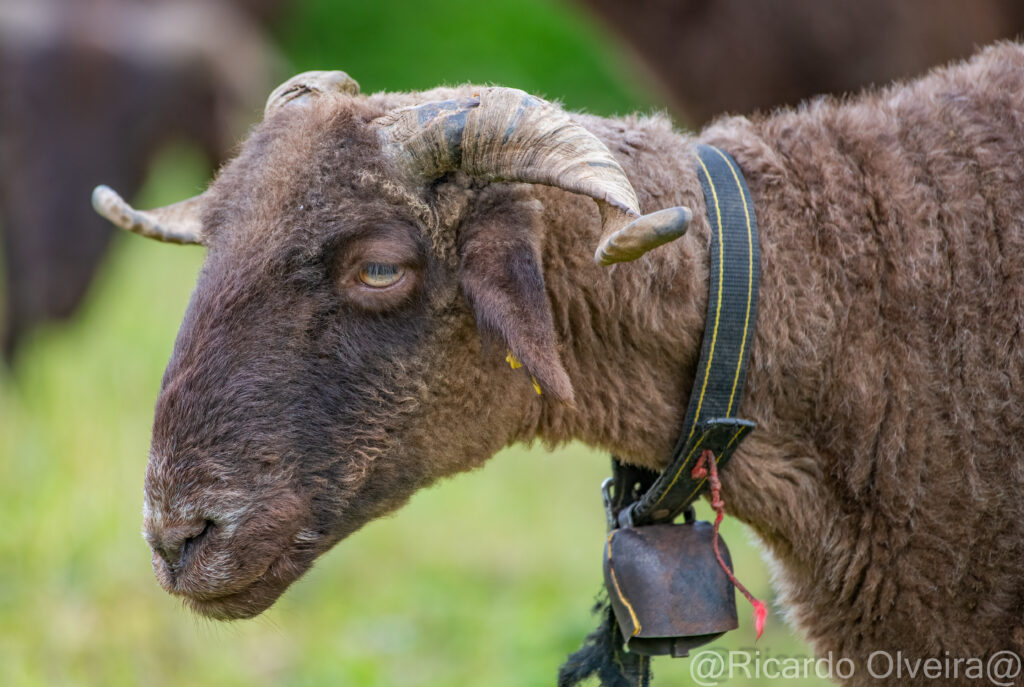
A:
[[616, 144, 760, 527]]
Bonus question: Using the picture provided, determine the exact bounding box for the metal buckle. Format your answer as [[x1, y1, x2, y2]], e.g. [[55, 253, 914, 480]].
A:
[[601, 478, 616, 531], [603, 477, 641, 530]]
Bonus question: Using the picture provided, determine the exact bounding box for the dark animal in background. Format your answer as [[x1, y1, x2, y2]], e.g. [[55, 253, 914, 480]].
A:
[[0, 0, 281, 363], [578, 0, 1024, 125], [94, 41, 1024, 685]]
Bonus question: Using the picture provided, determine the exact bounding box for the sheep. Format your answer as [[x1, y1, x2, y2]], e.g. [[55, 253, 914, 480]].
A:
[[93, 41, 1024, 686], [577, 0, 1024, 126]]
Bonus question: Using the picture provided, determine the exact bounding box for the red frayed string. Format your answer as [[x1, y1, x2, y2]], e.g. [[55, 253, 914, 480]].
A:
[[692, 449, 767, 641]]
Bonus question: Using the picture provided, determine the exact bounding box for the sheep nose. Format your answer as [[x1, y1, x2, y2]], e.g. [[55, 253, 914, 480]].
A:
[[147, 518, 213, 568]]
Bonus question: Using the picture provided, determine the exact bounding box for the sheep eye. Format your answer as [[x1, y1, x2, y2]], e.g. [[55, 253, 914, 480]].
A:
[[358, 263, 404, 288]]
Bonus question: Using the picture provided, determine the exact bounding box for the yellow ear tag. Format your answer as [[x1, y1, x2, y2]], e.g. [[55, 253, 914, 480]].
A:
[[506, 351, 542, 395]]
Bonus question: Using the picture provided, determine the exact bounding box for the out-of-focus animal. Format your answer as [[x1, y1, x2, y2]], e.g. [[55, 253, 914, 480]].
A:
[[578, 0, 1024, 125], [94, 41, 1024, 685], [0, 0, 282, 363]]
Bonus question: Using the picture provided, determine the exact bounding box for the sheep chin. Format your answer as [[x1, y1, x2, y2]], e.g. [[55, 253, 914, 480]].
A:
[[179, 537, 320, 621]]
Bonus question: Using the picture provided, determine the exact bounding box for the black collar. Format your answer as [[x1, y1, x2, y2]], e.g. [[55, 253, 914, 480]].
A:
[[609, 143, 761, 528], [561, 144, 763, 687]]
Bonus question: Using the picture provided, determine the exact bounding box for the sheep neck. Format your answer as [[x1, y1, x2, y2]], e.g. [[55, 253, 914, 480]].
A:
[[531, 122, 715, 472]]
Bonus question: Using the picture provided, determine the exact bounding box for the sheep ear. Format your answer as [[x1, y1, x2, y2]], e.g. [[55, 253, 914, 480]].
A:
[[458, 194, 574, 404]]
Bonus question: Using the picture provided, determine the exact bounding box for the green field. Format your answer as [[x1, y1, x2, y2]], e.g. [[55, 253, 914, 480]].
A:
[[0, 1, 827, 684]]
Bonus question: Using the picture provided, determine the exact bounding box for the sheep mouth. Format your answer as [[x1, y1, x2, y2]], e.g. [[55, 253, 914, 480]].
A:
[[177, 533, 325, 620], [180, 551, 296, 619]]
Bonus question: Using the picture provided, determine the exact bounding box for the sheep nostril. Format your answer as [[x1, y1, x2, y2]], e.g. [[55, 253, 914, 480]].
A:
[[152, 519, 214, 569], [179, 519, 214, 563]]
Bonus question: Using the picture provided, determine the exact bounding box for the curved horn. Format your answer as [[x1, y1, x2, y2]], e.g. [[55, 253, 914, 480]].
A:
[[375, 87, 691, 265], [91, 185, 205, 245], [264, 70, 360, 117]]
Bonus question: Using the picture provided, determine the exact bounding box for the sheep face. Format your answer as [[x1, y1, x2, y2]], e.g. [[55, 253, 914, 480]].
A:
[[92, 72, 691, 620], [142, 102, 559, 620]]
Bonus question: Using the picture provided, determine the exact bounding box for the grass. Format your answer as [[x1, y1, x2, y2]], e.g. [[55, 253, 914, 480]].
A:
[[0, 1, 829, 684]]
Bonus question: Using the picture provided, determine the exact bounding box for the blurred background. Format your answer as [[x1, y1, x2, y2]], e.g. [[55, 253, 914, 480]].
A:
[[2, 1, 1022, 685]]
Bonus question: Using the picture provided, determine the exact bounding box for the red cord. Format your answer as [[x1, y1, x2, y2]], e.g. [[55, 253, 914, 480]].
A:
[[692, 449, 767, 640]]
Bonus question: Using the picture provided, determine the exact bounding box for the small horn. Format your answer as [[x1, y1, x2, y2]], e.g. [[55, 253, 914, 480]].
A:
[[91, 185, 205, 245], [594, 206, 692, 265], [265, 70, 360, 117], [376, 87, 691, 263]]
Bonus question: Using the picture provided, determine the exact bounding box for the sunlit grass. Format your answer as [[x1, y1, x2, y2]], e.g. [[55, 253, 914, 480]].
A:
[[276, 0, 659, 117]]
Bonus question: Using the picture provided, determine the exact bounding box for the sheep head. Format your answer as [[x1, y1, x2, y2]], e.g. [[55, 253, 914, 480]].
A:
[[92, 72, 691, 620]]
